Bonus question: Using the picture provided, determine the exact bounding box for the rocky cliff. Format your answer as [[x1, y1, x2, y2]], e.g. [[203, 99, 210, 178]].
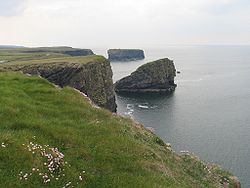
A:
[[0, 56, 117, 112], [108, 49, 145, 61], [115, 58, 177, 93]]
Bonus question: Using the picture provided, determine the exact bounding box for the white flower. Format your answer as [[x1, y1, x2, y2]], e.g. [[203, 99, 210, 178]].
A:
[[79, 176, 83, 181]]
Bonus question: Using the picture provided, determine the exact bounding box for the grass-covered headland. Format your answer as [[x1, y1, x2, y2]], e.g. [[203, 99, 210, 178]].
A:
[[0, 47, 117, 112], [0, 72, 239, 187], [0, 46, 93, 64]]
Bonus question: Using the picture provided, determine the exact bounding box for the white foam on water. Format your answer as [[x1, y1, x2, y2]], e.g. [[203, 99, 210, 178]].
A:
[[138, 105, 149, 109]]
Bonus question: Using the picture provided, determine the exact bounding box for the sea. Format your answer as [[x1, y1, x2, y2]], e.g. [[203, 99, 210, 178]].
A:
[[94, 46, 250, 187]]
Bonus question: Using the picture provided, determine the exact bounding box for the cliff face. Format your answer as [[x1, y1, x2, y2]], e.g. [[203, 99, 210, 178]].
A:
[[0, 56, 117, 112], [108, 49, 145, 61], [61, 49, 93, 56], [115, 58, 177, 93]]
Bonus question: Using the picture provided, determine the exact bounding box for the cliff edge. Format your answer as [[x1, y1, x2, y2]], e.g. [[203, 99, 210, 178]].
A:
[[115, 58, 177, 93], [0, 55, 117, 112]]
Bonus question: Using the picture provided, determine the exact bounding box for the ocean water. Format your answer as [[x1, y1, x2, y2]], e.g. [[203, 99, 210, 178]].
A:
[[95, 46, 250, 187]]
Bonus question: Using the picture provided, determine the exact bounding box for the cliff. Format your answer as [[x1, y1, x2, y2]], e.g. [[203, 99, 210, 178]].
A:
[[0, 55, 117, 112], [0, 47, 94, 64], [0, 72, 240, 188], [115, 58, 177, 93], [19, 47, 94, 56], [108, 49, 145, 61]]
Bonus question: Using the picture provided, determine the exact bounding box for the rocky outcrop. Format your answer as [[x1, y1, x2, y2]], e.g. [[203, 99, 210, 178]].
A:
[[115, 58, 177, 93], [0, 56, 117, 112], [108, 49, 145, 61], [228, 176, 241, 188], [62, 49, 93, 56]]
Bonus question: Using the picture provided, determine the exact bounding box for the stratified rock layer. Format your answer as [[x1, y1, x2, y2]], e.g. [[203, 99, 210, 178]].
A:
[[108, 49, 145, 61], [0, 56, 117, 112], [115, 58, 177, 93]]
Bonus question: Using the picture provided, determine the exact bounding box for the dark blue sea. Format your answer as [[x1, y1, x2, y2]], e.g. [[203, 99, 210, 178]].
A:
[[95, 46, 250, 187]]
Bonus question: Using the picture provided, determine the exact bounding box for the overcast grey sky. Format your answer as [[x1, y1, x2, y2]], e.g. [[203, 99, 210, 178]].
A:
[[0, 0, 249, 48]]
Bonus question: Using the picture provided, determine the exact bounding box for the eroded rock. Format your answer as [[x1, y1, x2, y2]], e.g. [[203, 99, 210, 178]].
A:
[[115, 58, 177, 93]]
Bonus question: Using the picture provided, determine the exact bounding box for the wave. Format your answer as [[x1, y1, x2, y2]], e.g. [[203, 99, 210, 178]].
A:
[[177, 78, 203, 83]]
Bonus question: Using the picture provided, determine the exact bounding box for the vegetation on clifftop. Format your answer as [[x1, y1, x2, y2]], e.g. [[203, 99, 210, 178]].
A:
[[0, 72, 239, 187], [0, 47, 94, 64], [0, 52, 117, 112], [0, 55, 108, 68]]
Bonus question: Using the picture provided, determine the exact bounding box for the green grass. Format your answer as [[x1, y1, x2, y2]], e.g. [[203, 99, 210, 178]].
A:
[[0, 47, 93, 64], [0, 72, 237, 188], [0, 46, 86, 54], [0, 52, 68, 63], [18, 46, 85, 52], [6, 55, 107, 66], [0, 55, 108, 73]]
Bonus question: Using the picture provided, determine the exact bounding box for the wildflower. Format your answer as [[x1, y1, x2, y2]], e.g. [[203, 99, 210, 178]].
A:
[[23, 173, 28, 178], [66, 181, 71, 186], [1, 142, 6, 148]]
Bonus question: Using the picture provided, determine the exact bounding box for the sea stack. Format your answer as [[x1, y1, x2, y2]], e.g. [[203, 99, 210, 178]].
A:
[[108, 49, 145, 61], [115, 58, 177, 93]]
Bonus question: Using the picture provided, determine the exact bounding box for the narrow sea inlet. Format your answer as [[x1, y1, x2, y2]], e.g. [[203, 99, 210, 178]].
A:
[[96, 46, 250, 187]]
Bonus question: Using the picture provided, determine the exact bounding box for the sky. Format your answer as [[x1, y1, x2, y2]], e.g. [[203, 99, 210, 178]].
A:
[[0, 0, 249, 48]]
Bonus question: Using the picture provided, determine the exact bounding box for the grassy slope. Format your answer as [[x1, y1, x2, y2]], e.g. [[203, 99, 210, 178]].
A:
[[0, 55, 108, 74], [3, 55, 108, 66], [0, 72, 236, 188], [0, 48, 69, 63]]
